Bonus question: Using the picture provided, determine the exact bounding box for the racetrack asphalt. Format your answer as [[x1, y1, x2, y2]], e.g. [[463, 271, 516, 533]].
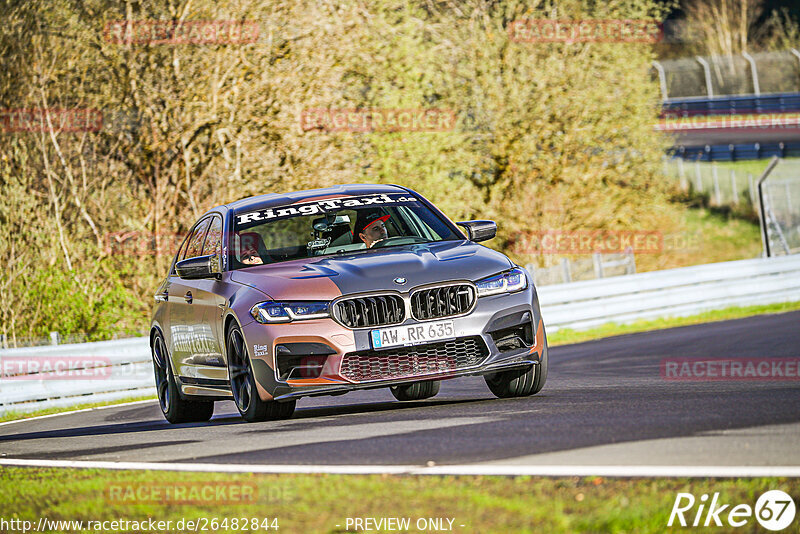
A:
[[1, 311, 798, 469]]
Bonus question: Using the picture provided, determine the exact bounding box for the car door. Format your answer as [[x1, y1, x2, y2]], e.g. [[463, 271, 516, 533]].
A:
[[169, 217, 211, 376], [192, 215, 227, 368], [170, 215, 228, 383], [157, 233, 190, 354]]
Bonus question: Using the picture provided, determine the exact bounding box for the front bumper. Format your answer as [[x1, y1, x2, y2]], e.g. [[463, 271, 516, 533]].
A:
[[241, 285, 547, 401]]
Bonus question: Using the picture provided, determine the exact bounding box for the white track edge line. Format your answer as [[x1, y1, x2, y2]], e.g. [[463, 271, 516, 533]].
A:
[[0, 399, 157, 427], [1, 458, 799, 478]]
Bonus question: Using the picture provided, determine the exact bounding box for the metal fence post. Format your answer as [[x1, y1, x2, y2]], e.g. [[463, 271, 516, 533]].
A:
[[742, 51, 760, 96], [757, 157, 780, 257], [695, 160, 702, 191], [622, 246, 636, 274], [712, 163, 721, 204], [653, 60, 668, 100], [0, 334, 6, 350], [696, 56, 714, 98], [748, 173, 756, 206], [560, 258, 571, 283], [730, 170, 739, 205], [50, 331, 60, 346], [677, 158, 687, 191], [593, 253, 604, 279]]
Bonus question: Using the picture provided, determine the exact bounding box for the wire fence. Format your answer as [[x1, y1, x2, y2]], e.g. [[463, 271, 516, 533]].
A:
[[654, 50, 800, 100], [526, 251, 636, 286], [759, 158, 800, 256], [663, 157, 760, 209]]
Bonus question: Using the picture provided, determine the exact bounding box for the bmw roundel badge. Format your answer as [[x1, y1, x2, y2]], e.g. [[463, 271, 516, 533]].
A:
[[394, 277, 407, 285]]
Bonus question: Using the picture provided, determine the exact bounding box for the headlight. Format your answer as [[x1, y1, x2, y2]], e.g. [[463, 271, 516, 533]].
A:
[[475, 267, 528, 297], [250, 301, 330, 323]]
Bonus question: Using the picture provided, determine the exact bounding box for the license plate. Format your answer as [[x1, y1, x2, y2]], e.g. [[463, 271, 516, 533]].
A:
[[371, 320, 455, 349]]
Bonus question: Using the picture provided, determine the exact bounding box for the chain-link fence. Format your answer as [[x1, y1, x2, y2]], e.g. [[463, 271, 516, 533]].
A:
[[526, 251, 636, 286], [759, 158, 800, 256], [663, 157, 760, 209], [655, 49, 800, 100]]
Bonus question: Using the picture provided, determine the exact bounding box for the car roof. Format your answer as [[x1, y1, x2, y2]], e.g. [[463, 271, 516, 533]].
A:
[[224, 183, 410, 213]]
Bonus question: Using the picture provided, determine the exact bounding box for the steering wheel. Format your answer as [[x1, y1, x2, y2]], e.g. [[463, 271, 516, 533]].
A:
[[371, 236, 430, 248]]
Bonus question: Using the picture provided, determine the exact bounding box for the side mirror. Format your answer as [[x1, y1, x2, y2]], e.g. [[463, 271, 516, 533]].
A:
[[176, 254, 221, 280], [457, 220, 497, 242]]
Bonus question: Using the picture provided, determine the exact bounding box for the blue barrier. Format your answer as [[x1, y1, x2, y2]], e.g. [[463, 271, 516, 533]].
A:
[[663, 92, 800, 115], [670, 142, 800, 161], [663, 92, 800, 159]]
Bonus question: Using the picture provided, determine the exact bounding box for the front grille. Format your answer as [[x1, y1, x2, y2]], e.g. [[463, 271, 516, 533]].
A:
[[333, 294, 405, 328], [411, 284, 476, 321], [340, 336, 488, 382]]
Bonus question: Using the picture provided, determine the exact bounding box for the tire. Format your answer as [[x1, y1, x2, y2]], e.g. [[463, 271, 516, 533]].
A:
[[151, 332, 214, 424], [390, 380, 440, 401], [531, 345, 548, 395], [226, 322, 296, 422], [485, 353, 547, 399]]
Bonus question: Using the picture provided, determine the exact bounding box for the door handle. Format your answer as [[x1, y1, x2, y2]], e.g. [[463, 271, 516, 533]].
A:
[[154, 291, 168, 302], [184, 291, 193, 304]]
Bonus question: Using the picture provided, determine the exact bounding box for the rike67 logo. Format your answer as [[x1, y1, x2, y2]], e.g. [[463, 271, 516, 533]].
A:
[[669, 490, 796, 530]]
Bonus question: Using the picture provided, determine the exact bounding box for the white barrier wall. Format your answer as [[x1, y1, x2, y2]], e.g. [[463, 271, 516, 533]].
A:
[[2, 255, 799, 415], [537, 254, 800, 331], [0, 337, 154, 416]]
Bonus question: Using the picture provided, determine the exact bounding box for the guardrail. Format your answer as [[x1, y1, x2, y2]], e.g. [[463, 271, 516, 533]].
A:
[[2, 254, 799, 415], [0, 337, 154, 416], [538, 254, 800, 331]]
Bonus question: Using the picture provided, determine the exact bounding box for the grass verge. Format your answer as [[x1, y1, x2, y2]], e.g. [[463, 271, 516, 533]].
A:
[[634, 206, 763, 273], [0, 467, 797, 533], [0, 395, 156, 424], [548, 300, 800, 346]]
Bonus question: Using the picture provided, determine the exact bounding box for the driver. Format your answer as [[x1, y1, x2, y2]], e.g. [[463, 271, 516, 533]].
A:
[[355, 212, 390, 248]]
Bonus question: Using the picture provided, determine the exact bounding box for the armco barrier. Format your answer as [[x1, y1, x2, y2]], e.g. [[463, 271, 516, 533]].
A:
[[0, 337, 154, 416], [538, 254, 800, 331], [1, 255, 799, 415]]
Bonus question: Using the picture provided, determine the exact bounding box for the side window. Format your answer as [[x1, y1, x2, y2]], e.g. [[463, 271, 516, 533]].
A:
[[170, 235, 190, 275], [185, 218, 212, 260], [202, 216, 223, 258]]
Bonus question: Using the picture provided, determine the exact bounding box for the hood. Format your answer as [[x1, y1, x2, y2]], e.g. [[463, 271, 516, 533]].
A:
[[228, 240, 513, 301]]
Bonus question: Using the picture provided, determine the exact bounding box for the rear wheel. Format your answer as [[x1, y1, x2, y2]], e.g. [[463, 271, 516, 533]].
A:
[[227, 322, 296, 422], [390, 380, 440, 401], [151, 333, 214, 424]]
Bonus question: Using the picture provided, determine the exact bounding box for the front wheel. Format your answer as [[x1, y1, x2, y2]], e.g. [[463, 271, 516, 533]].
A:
[[485, 360, 547, 399], [390, 380, 440, 401], [151, 333, 214, 424], [227, 322, 296, 422]]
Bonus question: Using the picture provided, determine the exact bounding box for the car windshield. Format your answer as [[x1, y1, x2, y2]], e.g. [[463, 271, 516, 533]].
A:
[[230, 192, 462, 269]]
